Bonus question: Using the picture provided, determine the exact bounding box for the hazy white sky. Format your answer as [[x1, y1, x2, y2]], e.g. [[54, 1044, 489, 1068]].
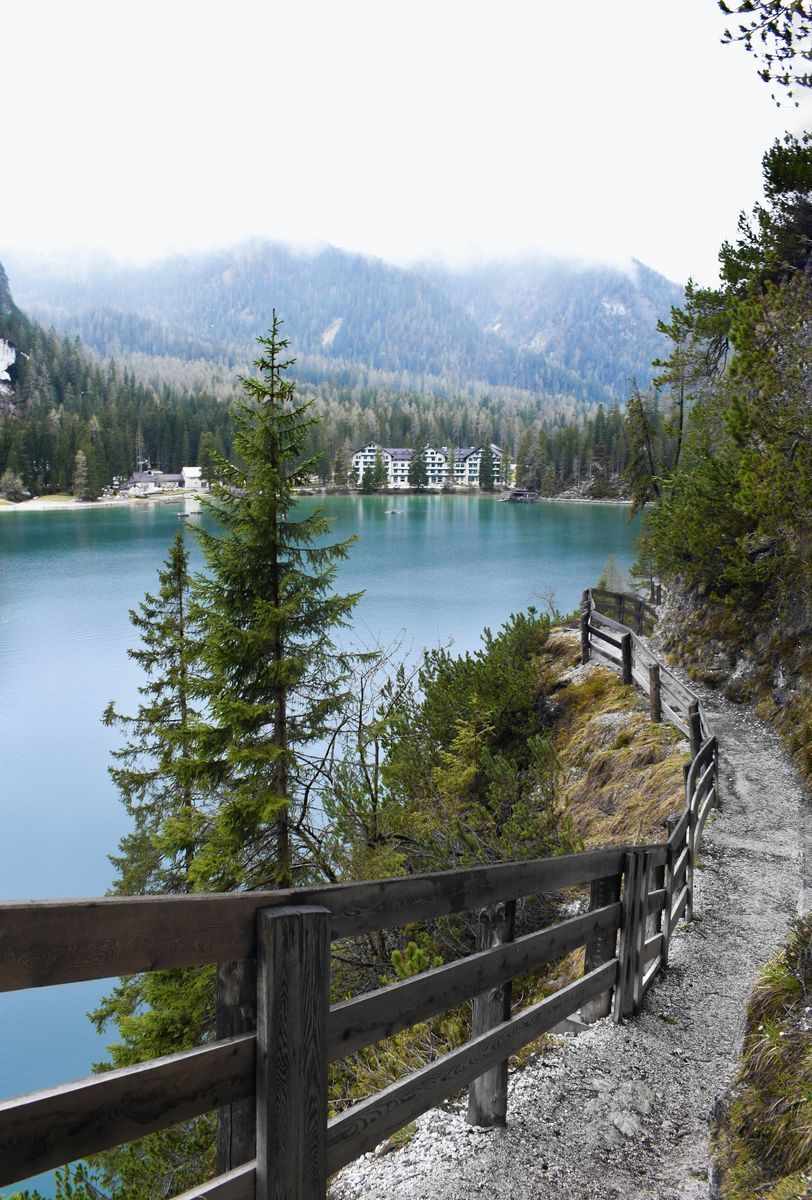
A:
[[3, 0, 807, 284]]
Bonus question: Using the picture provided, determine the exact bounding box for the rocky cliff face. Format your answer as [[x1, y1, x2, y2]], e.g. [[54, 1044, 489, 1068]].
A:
[[0, 336, 16, 396]]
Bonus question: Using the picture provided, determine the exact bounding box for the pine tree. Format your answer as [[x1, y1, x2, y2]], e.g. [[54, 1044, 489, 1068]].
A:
[[408, 444, 428, 490], [192, 313, 362, 889], [102, 530, 205, 895], [72, 449, 89, 499], [370, 447, 388, 490], [479, 444, 495, 491]]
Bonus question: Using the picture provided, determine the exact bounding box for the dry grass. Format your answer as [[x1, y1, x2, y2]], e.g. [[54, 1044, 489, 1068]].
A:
[[713, 914, 812, 1199], [537, 638, 687, 849]]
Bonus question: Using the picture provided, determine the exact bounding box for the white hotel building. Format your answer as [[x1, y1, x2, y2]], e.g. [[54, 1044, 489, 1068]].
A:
[[351, 443, 505, 489]]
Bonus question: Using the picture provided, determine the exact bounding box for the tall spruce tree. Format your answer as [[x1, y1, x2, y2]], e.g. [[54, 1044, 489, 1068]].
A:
[[192, 313, 361, 889], [479, 444, 495, 491], [408, 444, 428, 489], [102, 529, 204, 895]]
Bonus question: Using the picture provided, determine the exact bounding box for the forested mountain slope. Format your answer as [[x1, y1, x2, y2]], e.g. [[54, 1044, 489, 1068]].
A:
[[0, 262, 231, 498], [4, 244, 682, 407], [429, 257, 682, 403]]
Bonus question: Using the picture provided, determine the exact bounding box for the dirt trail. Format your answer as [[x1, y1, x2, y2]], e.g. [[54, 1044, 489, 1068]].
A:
[[331, 678, 806, 1200]]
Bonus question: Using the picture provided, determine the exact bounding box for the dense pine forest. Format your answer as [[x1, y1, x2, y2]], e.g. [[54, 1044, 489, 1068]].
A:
[[0, 265, 232, 499]]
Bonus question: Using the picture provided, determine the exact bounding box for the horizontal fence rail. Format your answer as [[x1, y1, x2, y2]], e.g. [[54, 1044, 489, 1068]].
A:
[[0, 586, 718, 1200]]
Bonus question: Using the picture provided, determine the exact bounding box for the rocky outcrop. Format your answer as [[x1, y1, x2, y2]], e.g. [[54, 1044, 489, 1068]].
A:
[[0, 337, 16, 396]]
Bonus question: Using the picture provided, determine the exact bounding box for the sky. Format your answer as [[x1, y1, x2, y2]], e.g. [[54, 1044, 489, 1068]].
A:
[[2, 0, 807, 286]]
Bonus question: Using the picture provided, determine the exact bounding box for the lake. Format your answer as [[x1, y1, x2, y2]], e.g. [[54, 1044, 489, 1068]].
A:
[[0, 493, 641, 1196]]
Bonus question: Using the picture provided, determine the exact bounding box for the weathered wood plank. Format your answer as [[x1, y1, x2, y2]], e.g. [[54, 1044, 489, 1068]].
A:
[[326, 960, 618, 1174], [0, 848, 626, 992], [170, 1161, 257, 1200], [671, 846, 689, 891], [329, 903, 620, 1061], [660, 697, 690, 735], [658, 671, 696, 710], [589, 641, 623, 668], [588, 609, 630, 635], [256, 906, 330, 1200], [613, 853, 639, 1022], [631, 854, 651, 1015], [621, 633, 633, 685], [0, 1035, 255, 1187], [216, 959, 257, 1174], [688, 702, 703, 761], [628, 631, 657, 666], [643, 932, 663, 967], [631, 662, 652, 693], [693, 759, 716, 806], [467, 901, 515, 1128], [588, 622, 623, 649], [667, 810, 690, 851], [581, 873, 622, 1022], [695, 789, 717, 847], [649, 664, 662, 723], [641, 959, 660, 995], [591, 589, 657, 623], [580, 606, 590, 665], [670, 885, 689, 933]]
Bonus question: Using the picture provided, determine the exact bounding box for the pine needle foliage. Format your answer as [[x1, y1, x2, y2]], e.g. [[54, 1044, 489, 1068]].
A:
[[102, 529, 205, 895], [191, 312, 362, 890]]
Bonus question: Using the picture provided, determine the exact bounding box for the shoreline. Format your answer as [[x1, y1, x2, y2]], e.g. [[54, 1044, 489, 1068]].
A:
[[0, 492, 201, 514], [0, 490, 635, 515]]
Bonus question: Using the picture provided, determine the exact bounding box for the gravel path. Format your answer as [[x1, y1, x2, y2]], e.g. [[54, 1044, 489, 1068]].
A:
[[330, 683, 807, 1200]]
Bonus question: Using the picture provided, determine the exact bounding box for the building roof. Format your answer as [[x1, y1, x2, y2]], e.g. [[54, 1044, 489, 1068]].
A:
[[352, 443, 503, 463]]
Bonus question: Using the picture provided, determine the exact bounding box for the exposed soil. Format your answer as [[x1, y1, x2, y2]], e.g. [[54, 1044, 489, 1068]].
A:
[[330, 666, 807, 1200]]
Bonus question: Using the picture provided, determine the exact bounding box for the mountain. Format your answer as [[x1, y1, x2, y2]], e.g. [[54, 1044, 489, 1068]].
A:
[[427, 257, 683, 403], [4, 243, 683, 408]]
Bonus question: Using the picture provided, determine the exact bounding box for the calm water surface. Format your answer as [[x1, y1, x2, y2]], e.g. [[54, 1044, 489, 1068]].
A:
[[0, 494, 640, 1195]]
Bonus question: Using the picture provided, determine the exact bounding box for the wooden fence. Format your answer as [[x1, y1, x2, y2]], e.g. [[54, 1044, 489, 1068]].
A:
[[0, 587, 718, 1200]]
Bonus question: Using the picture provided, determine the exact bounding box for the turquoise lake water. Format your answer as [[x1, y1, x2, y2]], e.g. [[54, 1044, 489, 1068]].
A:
[[0, 493, 641, 1196]]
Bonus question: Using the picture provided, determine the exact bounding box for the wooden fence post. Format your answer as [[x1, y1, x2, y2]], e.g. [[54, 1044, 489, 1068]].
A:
[[631, 853, 652, 1015], [648, 663, 662, 722], [688, 701, 703, 761], [580, 590, 591, 665], [662, 811, 682, 969], [217, 959, 257, 1172], [621, 633, 633, 685], [467, 900, 516, 1127], [256, 905, 330, 1200], [580, 872, 623, 1022], [613, 851, 649, 1021]]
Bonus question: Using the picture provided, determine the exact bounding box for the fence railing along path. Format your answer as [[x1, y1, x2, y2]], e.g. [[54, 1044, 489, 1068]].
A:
[[0, 587, 719, 1200]]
